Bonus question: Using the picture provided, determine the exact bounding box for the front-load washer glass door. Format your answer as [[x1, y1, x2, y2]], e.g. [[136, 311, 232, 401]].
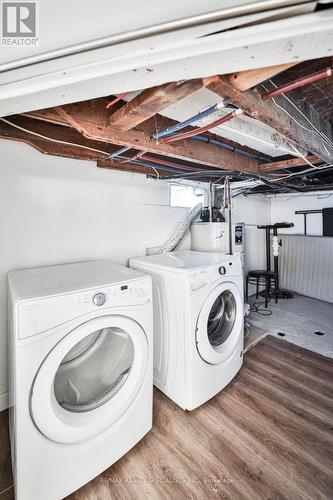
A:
[[54, 327, 134, 413], [207, 290, 236, 348], [196, 282, 243, 365], [31, 315, 149, 444]]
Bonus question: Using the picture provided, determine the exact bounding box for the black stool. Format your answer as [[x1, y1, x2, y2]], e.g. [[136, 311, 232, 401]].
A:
[[246, 270, 278, 308]]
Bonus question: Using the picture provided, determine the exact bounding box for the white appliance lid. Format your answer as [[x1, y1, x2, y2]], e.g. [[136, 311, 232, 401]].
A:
[[130, 251, 237, 272], [8, 260, 146, 300]]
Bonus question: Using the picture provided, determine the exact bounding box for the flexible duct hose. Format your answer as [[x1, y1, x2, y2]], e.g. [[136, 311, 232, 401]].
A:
[[160, 203, 202, 253]]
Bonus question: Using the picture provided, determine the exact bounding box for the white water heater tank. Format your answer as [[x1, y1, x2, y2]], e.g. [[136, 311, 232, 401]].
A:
[[191, 222, 245, 254]]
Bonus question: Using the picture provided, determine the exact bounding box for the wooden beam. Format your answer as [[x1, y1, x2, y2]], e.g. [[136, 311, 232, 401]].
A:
[[22, 108, 67, 126], [228, 62, 299, 91], [0, 116, 166, 176], [260, 155, 322, 172], [55, 100, 260, 174], [108, 79, 205, 131], [27, 103, 266, 162], [204, 75, 333, 164]]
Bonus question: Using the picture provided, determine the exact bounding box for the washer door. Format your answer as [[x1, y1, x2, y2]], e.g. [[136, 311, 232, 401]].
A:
[[196, 282, 243, 365], [31, 315, 149, 444]]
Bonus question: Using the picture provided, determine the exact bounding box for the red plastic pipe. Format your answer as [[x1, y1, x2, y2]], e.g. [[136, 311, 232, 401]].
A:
[[160, 109, 242, 143], [262, 67, 333, 101], [105, 92, 128, 109]]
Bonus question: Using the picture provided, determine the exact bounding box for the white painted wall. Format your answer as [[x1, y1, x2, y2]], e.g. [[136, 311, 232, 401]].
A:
[[0, 140, 190, 410], [1, 138, 328, 410], [271, 191, 333, 236]]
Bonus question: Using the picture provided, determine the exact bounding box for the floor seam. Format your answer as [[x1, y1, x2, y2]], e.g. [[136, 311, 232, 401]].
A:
[[0, 484, 14, 496]]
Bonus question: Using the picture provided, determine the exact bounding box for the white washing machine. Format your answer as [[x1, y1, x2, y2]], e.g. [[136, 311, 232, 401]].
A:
[[130, 251, 243, 411], [8, 260, 153, 500]]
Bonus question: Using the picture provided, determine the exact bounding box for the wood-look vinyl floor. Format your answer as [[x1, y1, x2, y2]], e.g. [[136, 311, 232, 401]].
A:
[[1, 336, 332, 499]]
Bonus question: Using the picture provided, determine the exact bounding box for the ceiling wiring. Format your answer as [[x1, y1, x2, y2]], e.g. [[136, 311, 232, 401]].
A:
[[0, 117, 162, 178], [270, 163, 333, 182], [268, 79, 333, 150], [261, 81, 333, 154], [0, 117, 110, 156], [0, 116, 318, 193]]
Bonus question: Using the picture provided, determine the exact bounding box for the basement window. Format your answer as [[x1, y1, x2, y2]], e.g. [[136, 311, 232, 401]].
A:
[[170, 185, 204, 208]]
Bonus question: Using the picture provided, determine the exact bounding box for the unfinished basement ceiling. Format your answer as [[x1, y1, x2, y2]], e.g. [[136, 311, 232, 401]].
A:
[[0, 1, 332, 196], [0, 1, 332, 116], [125, 88, 298, 157], [269, 57, 333, 123]]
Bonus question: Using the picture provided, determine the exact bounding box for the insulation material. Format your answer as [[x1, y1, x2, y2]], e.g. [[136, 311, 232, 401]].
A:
[[279, 235, 333, 304]]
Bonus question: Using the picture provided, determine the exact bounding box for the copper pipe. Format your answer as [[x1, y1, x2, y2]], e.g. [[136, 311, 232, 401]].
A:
[[105, 92, 127, 109], [262, 67, 333, 101], [120, 150, 145, 163], [160, 109, 243, 143]]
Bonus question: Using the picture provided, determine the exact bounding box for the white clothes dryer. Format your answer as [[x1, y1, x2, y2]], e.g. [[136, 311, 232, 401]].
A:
[[8, 260, 153, 500], [130, 251, 243, 411]]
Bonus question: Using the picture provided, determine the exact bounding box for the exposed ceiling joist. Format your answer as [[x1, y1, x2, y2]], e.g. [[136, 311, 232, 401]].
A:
[[108, 79, 205, 131], [228, 62, 299, 91], [26, 104, 270, 162], [0, 116, 168, 176], [54, 100, 260, 173], [22, 108, 66, 126], [260, 154, 321, 172], [205, 75, 333, 164]]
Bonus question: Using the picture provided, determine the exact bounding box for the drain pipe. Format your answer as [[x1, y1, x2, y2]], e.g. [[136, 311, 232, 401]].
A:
[[208, 180, 213, 223], [224, 176, 233, 256]]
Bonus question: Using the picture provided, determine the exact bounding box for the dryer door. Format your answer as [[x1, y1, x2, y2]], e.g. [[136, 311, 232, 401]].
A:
[[196, 282, 243, 365], [31, 315, 149, 444]]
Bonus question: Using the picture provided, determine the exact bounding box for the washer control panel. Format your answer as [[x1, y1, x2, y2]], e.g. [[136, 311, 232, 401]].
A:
[[189, 258, 241, 292]]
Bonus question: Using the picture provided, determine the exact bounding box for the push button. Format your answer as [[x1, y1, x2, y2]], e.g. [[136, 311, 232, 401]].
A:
[[219, 266, 226, 275], [93, 292, 106, 306]]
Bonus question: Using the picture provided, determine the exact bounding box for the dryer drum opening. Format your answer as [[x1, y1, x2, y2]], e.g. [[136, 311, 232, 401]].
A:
[[207, 290, 236, 347], [54, 327, 134, 413]]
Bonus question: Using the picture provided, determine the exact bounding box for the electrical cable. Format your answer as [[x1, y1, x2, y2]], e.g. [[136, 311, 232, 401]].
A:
[[2, 117, 325, 193], [0, 118, 166, 179], [270, 163, 333, 182], [0, 117, 110, 155], [268, 79, 333, 150], [262, 81, 333, 154], [250, 301, 273, 316]]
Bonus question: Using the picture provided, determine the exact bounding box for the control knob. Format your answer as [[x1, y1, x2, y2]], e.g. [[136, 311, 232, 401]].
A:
[[93, 292, 106, 306]]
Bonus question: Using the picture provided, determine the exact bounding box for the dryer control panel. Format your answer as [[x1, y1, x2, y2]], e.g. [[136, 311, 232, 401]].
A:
[[189, 259, 242, 292], [17, 278, 152, 339], [79, 280, 150, 307]]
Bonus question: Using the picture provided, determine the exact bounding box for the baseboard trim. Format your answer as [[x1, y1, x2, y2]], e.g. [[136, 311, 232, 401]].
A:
[[0, 391, 9, 412]]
